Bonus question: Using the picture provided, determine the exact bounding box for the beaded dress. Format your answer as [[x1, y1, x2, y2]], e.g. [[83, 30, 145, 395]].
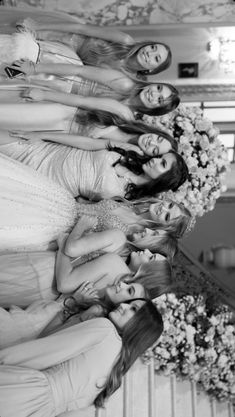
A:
[[0, 152, 77, 252]]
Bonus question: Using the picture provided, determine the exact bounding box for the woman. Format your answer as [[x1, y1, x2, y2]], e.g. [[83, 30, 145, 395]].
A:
[[20, 17, 171, 77], [0, 153, 179, 253], [0, 79, 179, 132], [0, 130, 188, 200], [0, 273, 149, 349], [0, 300, 163, 414], [10, 120, 177, 157]]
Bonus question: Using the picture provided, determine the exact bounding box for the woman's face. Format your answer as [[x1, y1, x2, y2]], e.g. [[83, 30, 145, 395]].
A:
[[105, 281, 145, 304], [142, 153, 176, 179], [128, 248, 166, 272], [136, 44, 168, 72], [109, 299, 145, 330], [138, 133, 172, 156], [139, 84, 171, 109], [130, 227, 166, 248], [149, 199, 181, 224]]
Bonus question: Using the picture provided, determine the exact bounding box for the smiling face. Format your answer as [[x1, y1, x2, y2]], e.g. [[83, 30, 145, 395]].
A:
[[128, 249, 166, 272], [108, 299, 146, 331], [142, 153, 176, 180], [149, 199, 181, 224], [136, 43, 168, 72], [130, 227, 166, 248], [139, 84, 171, 109], [105, 281, 145, 305], [138, 133, 172, 157]]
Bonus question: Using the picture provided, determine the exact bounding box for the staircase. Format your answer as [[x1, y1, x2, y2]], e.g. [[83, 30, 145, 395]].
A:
[[59, 357, 234, 417]]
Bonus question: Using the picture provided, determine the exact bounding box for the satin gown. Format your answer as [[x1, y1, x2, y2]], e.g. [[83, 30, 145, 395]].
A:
[[0, 318, 122, 416], [0, 141, 125, 199]]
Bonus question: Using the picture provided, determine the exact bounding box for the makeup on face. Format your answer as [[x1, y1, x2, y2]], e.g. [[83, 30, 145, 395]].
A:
[[138, 133, 172, 156], [136, 44, 168, 71]]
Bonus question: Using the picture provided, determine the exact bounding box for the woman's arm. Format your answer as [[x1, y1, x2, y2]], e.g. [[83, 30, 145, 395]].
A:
[[64, 218, 126, 258], [12, 61, 134, 93], [26, 18, 134, 45], [0, 318, 116, 370], [10, 130, 142, 153], [21, 88, 134, 121]]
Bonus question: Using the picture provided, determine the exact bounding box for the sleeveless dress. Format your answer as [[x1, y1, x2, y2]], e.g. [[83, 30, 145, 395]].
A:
[[0, 141, 126, 199], [0, 319, 122, 417], [0, 300, 63, 349], [0, 198, 129, 309], [0, 152, 77, 252], [0, 22, 97, 131]]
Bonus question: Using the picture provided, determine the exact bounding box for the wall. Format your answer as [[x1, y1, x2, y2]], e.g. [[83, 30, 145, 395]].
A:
[[6, 0, 235, 26]]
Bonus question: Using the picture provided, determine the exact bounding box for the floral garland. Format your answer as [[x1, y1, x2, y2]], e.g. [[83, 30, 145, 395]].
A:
[[143, 104, 230, 218], [143, 293, 235, 402]]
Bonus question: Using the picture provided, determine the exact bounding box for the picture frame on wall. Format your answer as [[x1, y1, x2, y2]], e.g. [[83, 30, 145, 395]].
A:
[[178, 63, 199, 78]]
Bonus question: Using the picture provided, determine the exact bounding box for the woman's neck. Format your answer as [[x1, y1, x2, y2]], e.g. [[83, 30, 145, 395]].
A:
[[115, 163, 147, 186]]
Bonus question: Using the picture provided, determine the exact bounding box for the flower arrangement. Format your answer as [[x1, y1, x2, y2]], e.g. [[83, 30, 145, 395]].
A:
[[144, 293, 235, 402], [143, 104, 230, 218]]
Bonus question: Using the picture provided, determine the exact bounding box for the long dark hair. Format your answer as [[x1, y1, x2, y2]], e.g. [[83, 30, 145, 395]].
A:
[[94, 300, 163, 407], [78, 38, 171, 78], [75, 82, 180, 128], [114, 120, 178, 152], [109, 146, 189, 200]]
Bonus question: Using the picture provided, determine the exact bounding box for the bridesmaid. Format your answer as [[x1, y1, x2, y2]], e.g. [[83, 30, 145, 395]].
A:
[[0, 129, 189, 200], [0, 300, 163, 415]]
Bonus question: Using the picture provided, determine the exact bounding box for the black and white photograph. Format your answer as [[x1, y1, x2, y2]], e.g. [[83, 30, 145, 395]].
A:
[[0, 1, 234, 417]]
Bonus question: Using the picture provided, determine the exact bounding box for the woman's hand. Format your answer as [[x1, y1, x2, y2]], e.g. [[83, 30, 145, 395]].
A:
[[10, 59, 36, 76], [9, 130, 44, 144], [21, 87, 45, 102], [73, 281, 99, 303], [16, 17, 38, 34]]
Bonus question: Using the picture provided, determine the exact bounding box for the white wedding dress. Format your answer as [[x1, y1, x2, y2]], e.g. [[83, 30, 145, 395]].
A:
[[0, 152, 77, 252]]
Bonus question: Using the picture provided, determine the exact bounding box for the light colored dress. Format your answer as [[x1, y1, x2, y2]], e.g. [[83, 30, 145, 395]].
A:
[[0, 21, 87, 131], [0, 141, 125, 199], [0, 152, 77, 252], [0, 251, 58, 308], [0, 300, 63, 349], [0, 199, 129, 309], [0, 318, 122, 416]]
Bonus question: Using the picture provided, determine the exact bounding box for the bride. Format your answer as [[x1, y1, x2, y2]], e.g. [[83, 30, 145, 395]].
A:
[[0, 152, 178, 253]]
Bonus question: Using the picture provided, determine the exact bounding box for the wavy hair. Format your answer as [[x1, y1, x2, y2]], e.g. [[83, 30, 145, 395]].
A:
[[129, 198, 192, 238], [94, 300, 163, 407], [78, 38, 171, 78], [76, 82, 180, 129], [123, 230, 178, 260], [108, 146, 189, 200], [127, 258, 173, 299]]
